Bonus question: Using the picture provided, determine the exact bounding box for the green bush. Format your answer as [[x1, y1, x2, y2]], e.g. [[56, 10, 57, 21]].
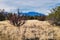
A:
[[47, 6, 60, 25]]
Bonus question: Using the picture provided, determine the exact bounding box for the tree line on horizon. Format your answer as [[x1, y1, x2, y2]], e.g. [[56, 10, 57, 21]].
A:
[[0, 9, 46, 21]]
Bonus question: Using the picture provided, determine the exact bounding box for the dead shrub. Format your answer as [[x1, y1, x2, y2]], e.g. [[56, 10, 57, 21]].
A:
[[9, 13, 25, 26]]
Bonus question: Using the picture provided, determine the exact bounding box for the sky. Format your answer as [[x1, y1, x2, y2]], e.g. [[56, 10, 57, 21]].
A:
[[0, 0, 60, 15]]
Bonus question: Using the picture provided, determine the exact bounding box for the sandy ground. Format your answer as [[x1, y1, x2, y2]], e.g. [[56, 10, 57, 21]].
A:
[[0, 20, 60, 40]]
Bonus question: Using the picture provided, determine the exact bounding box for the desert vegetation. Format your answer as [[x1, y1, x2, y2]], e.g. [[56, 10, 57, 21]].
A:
[[47, 6, 60, 26], [0, 6, 60, 40], [0, 9, 46, 26], [0, 9, 6, 21], [0, 9, 26, 26], [8, 13, 25, 26], [0, 6, 60, 26], [0, 20, 60, 40]]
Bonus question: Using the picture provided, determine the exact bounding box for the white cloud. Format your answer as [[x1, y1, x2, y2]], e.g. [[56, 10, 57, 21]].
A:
[[0, 0, 16, 12], [0, 0, 60, 14]]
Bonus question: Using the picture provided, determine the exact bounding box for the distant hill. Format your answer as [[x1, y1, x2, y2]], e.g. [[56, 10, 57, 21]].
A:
[[20, 12, 46, 16], [0, 11, 46, 16]]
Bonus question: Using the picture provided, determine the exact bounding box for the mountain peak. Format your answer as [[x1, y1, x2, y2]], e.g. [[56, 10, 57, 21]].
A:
[[20, 12, 45, 16]]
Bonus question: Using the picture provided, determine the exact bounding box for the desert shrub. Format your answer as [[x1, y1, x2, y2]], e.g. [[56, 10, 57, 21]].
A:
[[39, 16, 46, 21], [7, 13, 13, 20], [0, 12, 6, 21], [47, 6, 60, 26], [9, 13, 25, 26]]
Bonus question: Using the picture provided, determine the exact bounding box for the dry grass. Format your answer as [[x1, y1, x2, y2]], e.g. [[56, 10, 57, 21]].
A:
[[0, 20, 60, 40]]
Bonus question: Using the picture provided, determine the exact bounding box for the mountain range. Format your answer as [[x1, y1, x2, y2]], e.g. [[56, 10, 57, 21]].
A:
[[20, 12, 46, 16], [1, 11, 46, 16]]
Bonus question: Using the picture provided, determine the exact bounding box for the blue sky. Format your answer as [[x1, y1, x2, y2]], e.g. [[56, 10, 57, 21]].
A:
[[0, 0, 60, 15]]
